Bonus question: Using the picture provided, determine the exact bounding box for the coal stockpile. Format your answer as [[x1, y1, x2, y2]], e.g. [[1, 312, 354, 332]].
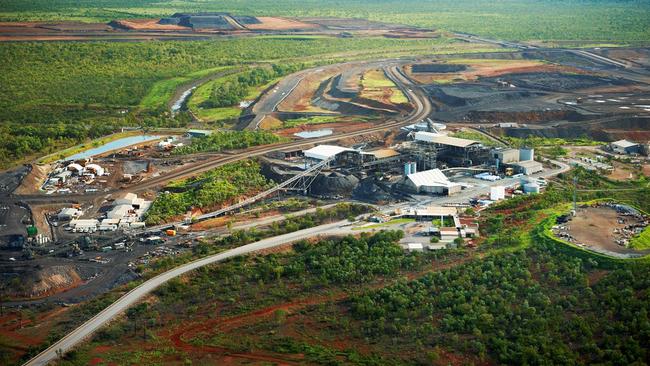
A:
[[426, 84, 542, 107], [465, 110, 586, 124], [310, 172, 359, 197], [500, 116, 650, 141], [412, 63, 467, 73], [178, 15, 235, 30], [353, 177, 394, 203], [524, 51, 611, 71], [487, 72, 627, 92], [158, 17, 181, 25], [232, 16, 261, 25], [171, 12, 231, 17]]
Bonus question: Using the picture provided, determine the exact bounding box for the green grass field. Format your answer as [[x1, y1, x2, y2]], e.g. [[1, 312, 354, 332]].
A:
[[139, 66, 234, 110], [630, 227, 650, 250], [360, 69, 409, 104], [187, 71, 281, 123]]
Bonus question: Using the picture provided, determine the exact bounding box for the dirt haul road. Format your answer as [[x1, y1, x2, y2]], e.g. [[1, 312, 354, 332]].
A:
[[23, 220, 354, 366]]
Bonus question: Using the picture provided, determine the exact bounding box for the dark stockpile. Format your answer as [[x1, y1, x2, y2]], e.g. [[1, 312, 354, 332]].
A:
[[411, 63, 467, 73], [353, 177, 396, 204], [310, 172, 359, 197]]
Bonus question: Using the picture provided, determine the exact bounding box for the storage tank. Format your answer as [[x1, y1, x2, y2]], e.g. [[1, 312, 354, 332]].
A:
[[519, 148, 534, 161], [410, 162, 417, 174], [404, 162, 412, 176], [523, 183, 540, 194]]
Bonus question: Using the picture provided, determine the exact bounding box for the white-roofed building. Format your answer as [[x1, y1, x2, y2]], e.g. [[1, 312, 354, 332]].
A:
[[107, 193, 151, 225], [512, 160, 543, 175], [406, 243, 424, 252], [490, 186, 505, 201], [403, 169, 462, 195], [610, 139, 640, 154], [57, 207, 83, 221], [69, 219, 98, 232], [115, 192, 147, 209], [85, 164, 105, 176], [67, 163, 84, 174], [99, 218, 120, 231], [107, 205, 132, 220], [304, 145, 354, 161]]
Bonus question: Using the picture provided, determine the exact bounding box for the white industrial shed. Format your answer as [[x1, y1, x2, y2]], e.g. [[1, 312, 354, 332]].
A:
[[304, 145, 354, 161], [85, 164, 105, 176], [57, 207, 83, 221], [404, 169, 462, 195], [611, 139, 640, 154], [513, 160, 543, 175], [67, 163, 84, 174]]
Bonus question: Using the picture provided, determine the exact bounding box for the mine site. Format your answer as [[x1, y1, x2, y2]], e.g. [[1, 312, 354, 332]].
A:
[[0, 13, 438, 42], [1, 3, 650, 365]]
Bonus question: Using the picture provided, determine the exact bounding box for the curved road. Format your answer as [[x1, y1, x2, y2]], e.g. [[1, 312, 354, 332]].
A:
[[13, 60, 430, 203], [24, 220, 352, 366], [23, 60, 432, 366]]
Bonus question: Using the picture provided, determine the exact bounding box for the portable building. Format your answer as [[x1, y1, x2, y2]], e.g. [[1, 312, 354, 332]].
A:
[[490, 186, 506, 201]]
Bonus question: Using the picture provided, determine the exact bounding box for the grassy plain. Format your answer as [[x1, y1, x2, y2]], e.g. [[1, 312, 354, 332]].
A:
[[360, 69, 409, 104], [139, 66, 234, 110]]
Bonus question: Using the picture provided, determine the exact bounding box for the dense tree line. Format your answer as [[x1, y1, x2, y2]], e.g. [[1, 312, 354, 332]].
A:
[[350, 245, 650, 365], [173, 130, 281, 155]]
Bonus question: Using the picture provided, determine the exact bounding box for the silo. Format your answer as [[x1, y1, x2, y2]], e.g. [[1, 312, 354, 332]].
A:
[[404, 162, 412, 176], [519, 148, 534, 161]]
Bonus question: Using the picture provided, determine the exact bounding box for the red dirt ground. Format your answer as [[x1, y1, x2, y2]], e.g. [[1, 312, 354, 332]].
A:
[[246, 17, 318, 31], [158, 252, 474, 364], [111, 19, 189, 31], [406, 60, 587, 84], [0, 306, 71, 363], [275, 121, 374, 138]]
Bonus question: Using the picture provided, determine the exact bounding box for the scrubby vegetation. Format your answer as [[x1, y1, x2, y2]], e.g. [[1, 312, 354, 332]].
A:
[[52, 210, 650, 365], [452, 130, 505, 147], [202, 64, 300, 108], [9, 168, 650, 365], [172, 130, 282, 155], [0, 36, 460, 168], [350, 245, 650, 365], [282, 116, 341, 128], [145, 160, 271, 224], [2, 0, 649, 42]]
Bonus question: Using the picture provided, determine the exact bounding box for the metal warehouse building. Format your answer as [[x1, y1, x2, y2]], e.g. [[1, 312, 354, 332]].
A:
[[403, 168, 462, 195], [610, 139, 640, 155]]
